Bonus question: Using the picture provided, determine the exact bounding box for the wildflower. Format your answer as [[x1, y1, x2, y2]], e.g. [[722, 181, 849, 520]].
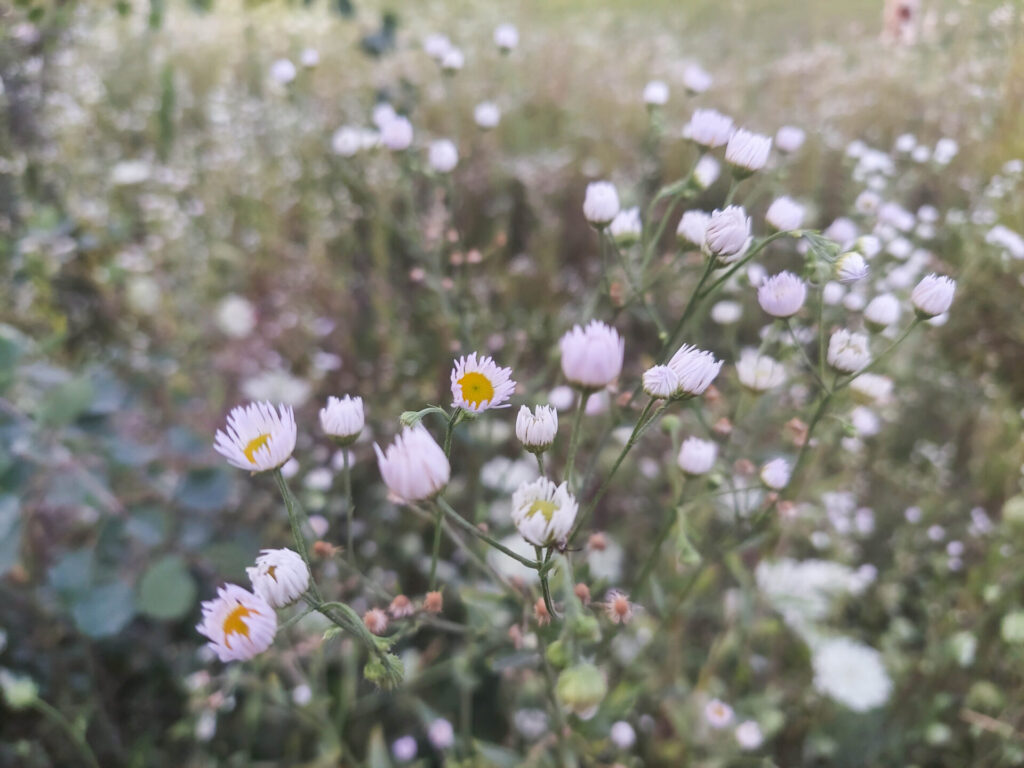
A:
[[775, 125, 806, 153], [677, 437, 718, 476], [300, 48, 319, 68], [363, 608, 389, 635], [609, 207, 642, 244], [726, 128, 772, 176], [556, 663, 607, 716], [760, 458, 791, 490], [423, 34, 451, 60], [735, 720, 764, 749], [511, 478, 578, 547], [214, 402, 297, 473], [642, 365, 681, 399], [677, 210, 711, 247], [864, 294, 900, 330], [610, 720, 637, 749], [534, 597, 551, 626], [374, 426, 450, 503], [246, 549, 309, 608], [711, 300, 742, 325], [603, 590, 633, 624], [423, 590, 444, 613], [811, 637, 892, 711], [473, 101, 500, 129], [428, 718, 455, 749], [850, 373, 893, 404], [560, 320, 624, 390], [450, 352, 516, 412], [388, 595, 415, 619], [392, 735, 417, 762], [693, 155, 721, 189], [836, 252, 869, 283], [380, 116, 413, 151], [440, 47, 464, 72], [827, 330, 870, 373], [757, 271, 807, 318], [682, 63, 712, 94], [765, 196, 805, 231], [667, 343, 723, 396], [493, 23, 518, 52], [704, 698, 735, 729], [684, 108, 734, 148], [583, 181, 620, 227], [643, 79, 669, 106], [215, 294, 257, 338], [331, 126, 377, 157], [911, 274, 956, 317], [320, 395, 364, 444], [269, 58, 296, 85], [428, 139, 458, 173], [574, 582, 591, 605], [516, 405, 558, 453], [197, 584, 277, 662], [736, 349, 786, 391], [703, 206, 751, 263]]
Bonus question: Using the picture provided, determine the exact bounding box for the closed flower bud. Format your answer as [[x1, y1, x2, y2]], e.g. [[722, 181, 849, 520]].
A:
[[389, 595, 415, 618], [677, 437, 718, 475], [583, 181, 620, 227], [736, 349, 786, 391], [684, 108, 735, 148], [423, 590, 443, 614], [703, 206, 752, 263], [493, 23, 518, 52], [836, 251, 869, 283], [609, 206, 642, 245], [516, 404, 558, 453], [560, 320, 624, 390], [427, 139, 458, 173], [677, 210, 711, 247], [827, 329, 870, 373], [374, 426, 450, 503], [667, 343, 723, 396], [642, 79, 669, 106], [363, 608, 389, 635], [556, 663, 608, 716], [380, 116, 414, 151], [775, 125, 806, 153], [765, 196, 805, 231], [726, 128, 772, 176], [473, 101, 501, 129], [864, 294, 901, 331], [693, 155, 721, 189], [642, 365, 681, 399], [757, 271, 807, 318], [682, 63, 712, 94], [320, 395, 364, 445], [911, 273, 956, 317]]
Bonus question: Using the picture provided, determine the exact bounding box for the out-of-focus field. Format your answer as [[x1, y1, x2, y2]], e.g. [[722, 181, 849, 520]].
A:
[[1, 0, 1024, 766]]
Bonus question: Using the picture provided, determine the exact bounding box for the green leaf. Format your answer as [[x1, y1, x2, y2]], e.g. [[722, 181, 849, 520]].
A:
[[126, 506, 169, 547], [72, 581, 136, 638], [0, 495, 21, 577], [674, 514, 702, 565], [137, 555, 197, 620], [176, 468, 235, 512], [48, 549, 96, 600], [37, 377, 94, 427], [366, 725, 393, 768]]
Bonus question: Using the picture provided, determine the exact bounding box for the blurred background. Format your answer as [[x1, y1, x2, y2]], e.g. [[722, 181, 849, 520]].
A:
[[1, 0, 1023, 766]]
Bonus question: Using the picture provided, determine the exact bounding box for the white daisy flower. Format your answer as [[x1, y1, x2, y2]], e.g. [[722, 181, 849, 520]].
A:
[[214, 402, 297, 473], [643, 364, 681, 399], [703, 206, 752, 263], [765, 196, 805, 231], [511, 477, 578, 547], [197, 584, 277, 662], [320, 395, 364, 444], [677, 437, 717, 476], [758, 271, 807, 318], [450, 352, 516, 412], [775, 125, 806, 153], [827, 330, 870, 373], [725, 128, 772, 176], [704, 698, 735, 729], [494, 23, 519, 52], [560, 320, 624, 390], [684, 108, 734, 148], [682, 63, 712, 94], [736, 349, 786, 392], [428, 139, 459, 173], [374, 425, 451, 503], [516, 405, 558, 453], [246, 548, 309, 608], [911, 274, 956, 317], [812, 636, 892, 712], [583, 181, 620, 227], [760, 458, 791, 490], [667, 343, 723, 396], [677, 210, 711, 247], [643, 79, 669, 106]]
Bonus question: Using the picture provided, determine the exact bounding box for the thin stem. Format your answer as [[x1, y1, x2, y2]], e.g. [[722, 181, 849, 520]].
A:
[[816, 284, 827, 386], [564, 391, 589, 490], [699, 230, 794, 301], [536, 546, 557, 618], [429, 503, 444, 589], [662, 258, 716, 359], [785, 390, 833, 500], [723, 176, 740, 206], [535, 451, 545, 477], [436, 496, 540, 569], [32, 699, 101, 768], [785, 318, 830, 393], [342, 448, 354, 565], [605, 232, 667, 336], [536, 631, 576, 767], [632, 482, 686, 596], [274, 469, 322, 602], [443, 408, 463, 457], [835, 318, 923, 391]]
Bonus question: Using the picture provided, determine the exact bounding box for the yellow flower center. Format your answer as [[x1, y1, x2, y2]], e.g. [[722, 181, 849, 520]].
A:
[[222, 604, 258, 648], [265, 565, 278, 581], [458, 371, 495, 408], [527, 499, 558, 522], [243, 433, 271, 464]]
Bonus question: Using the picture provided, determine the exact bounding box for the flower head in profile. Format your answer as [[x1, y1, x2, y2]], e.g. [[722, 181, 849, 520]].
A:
[[704, 698, 735, 729], [677, 210, 711, 247], [642, 365, 681, 399], [667, 343, 723, 396], [827, 329, 870, 373], [703, 206, 752, 264], [682, 63, 712, 94], [643, 79, 669, 106], [775, 125, 806, 153], [864, 294, 901, 331], [214, 402, 297, 473], [246, 549, 309, 608], [726, 128, 772, 176], [609, 207, 642, 245], [736, 349, 786, 391], [684, 109, 734, 148], [451, 352, 516, 412], [516, 405, 558, 453], [473, 101, 501, 130], [493, 23, 519, 52], [693, 155, 721, 189], [911, 274, 956, 318], [380, 116, 414, 151], [758, 271, 807, 318], [320, 395, 364, 444], [511, 477, 578, 547], [836, 252, 869, 283], [428, 139, 458, 173], [812, 636, 892, 712], [583, 181, 620, 227], [197, 584, 277, 662], [560, 320, 624, 390], [760, 458, 791, 490], [678, 437, 718, 476], [374, 426, 450, 503], [765, 196, 805, 231]]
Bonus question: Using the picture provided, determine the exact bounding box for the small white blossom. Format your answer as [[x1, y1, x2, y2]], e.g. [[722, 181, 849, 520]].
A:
[[667, 343, 723, 396], [677, 210, 711, 246], [736, 349, 786, 391], [511, 478, 578, 547], [582, 181, 620, 227], [560, 320, 624, 389], [214, 402, 297, 473], [197, 584, 277, 662], [493, 23, 519, 52], [682, 63, 712, 94], [703, 206, 751, 263], [765, 196, 805, 231], [642, 365, 681, 399], [684, 109, 734, 148], [428, 139, 458, 173], [836, 252, 869, 283], [678, 437, 718, 476], [375, 426, 450, 503], [864, 294, 901, 330], [474, 101, 501, 129], [704, 699, 734, 729], [911, 274, 956, 317], [827, 330, 870, 373], [516, 405, 558, 452], [320, 395, 365, 443], [693, 155, 721, 189], [760, 458, 791, 490], [775, 125, 806, 153], [725, 128, 772, 175], [757, 271, 807, 318], [246, 549, 310, 608], [642, 79, 669, 106]]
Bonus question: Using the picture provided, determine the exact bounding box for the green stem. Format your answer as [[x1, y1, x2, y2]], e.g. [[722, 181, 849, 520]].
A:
[[436, 496, 540, 569], [443, 408, 463, 457], [605, 232, 667, 336], [785, 318, 830, 393], [632, 484, 685, 596], [429, 503, 444, 589], [536, 631, 576, 767], [536, 546, 557, 618], [816, 283, 827, 386], [785, 390, 833, 500], [342, 448, 354, 565], [32, 699, 101, 768], [274, 469, 322, 602], [535, 451, 545, 477], [564, 391, 589, 490], [698, 230, 794, 301], [723, 176, 740, 206], [835, 318, 923, 390], [662, 258, 716, 359]]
